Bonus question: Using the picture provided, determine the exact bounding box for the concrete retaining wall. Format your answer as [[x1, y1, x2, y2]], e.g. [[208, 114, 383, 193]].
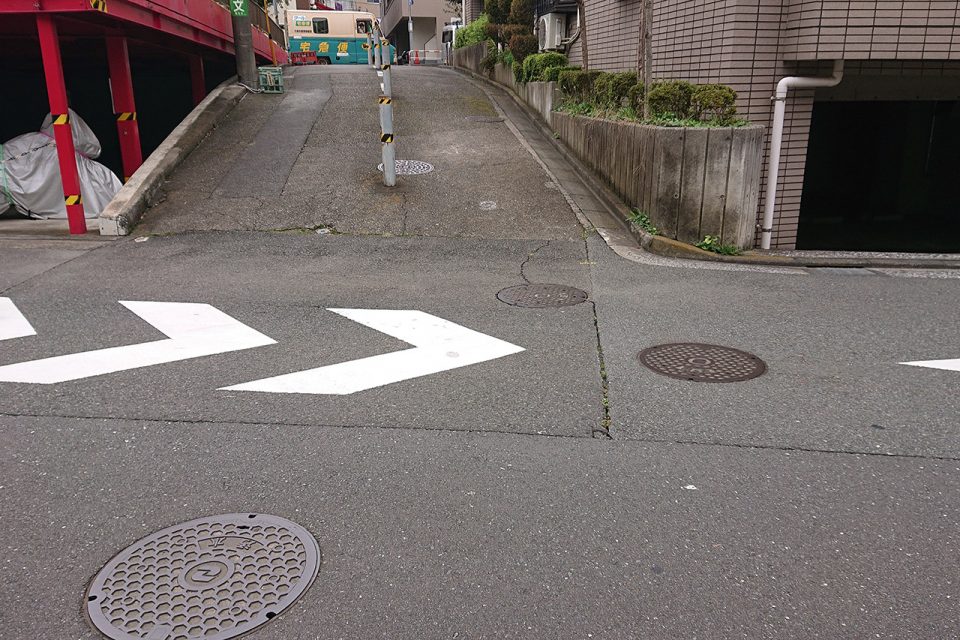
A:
[[553, 113, 763, 248], [455, 41, 762, 249]]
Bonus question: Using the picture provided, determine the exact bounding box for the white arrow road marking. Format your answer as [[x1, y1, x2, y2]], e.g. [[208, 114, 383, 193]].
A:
[[900, 358, 960, 373], [222, 309, 525, 395], [0, 301, 276, 384], [0, 298, 36, 341]]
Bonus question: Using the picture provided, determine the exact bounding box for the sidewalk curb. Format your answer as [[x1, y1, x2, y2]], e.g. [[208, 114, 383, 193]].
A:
[[454, 67, 960, 271], [98, 77, 247, 236]]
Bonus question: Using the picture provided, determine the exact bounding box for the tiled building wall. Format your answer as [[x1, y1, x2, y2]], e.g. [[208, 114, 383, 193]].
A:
[[564, 0, 960, 249]]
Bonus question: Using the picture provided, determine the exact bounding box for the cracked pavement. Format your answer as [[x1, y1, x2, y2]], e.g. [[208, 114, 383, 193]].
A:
[[1, 65, 959, 639]]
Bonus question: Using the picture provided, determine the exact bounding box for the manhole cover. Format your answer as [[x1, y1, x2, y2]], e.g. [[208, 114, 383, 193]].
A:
[[637, 343, 766, 382], [85, 513, 320, 640], [377, 159, 434, 175], [465, 115, 504, 123], [496, 284, 589, 308]]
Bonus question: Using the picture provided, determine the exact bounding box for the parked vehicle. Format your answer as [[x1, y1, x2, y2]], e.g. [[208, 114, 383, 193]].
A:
[[286, 10, 395, 65], [441, 19, 462, 65]]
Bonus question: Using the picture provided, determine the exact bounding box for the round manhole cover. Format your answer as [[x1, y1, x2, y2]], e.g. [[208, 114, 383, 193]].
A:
[[85, 513, 320, 640], [377, 159, 434, 175], [497, 284, 589, 308], [464, 115, 504, 123], [638, 343, 766, 382]]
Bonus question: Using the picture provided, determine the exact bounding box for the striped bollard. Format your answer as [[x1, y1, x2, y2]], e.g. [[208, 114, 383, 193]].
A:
[[379, 95, 396, 187]]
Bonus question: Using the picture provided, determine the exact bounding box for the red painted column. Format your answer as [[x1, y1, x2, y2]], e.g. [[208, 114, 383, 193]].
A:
[[106, 37, 143, 182], [36, 14, 86, 234], [189, 55, 206, 106]]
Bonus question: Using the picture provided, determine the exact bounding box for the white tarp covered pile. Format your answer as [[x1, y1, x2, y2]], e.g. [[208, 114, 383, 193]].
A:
[[0, 109, 122, 219]]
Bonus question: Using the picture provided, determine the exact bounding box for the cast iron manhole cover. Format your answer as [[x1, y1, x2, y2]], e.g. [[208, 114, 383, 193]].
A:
[[465, 116, 504, 123], [638, 343, 766, 382], [377, 159, 434, 175], [496, 284, 589, 308], [85, 513, 320, 640]]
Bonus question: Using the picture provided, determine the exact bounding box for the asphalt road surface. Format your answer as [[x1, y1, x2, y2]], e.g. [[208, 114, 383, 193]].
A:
[[1, 65, 958, 639]]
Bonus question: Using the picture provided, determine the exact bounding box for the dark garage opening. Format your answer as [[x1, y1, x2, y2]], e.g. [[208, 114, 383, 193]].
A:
[[798, 100, 960, 253]]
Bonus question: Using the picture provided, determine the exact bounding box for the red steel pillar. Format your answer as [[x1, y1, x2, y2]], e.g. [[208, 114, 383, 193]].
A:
[[106, 37, 143, 182], [189, 55, 206, 106], [36, 14, 86, 234]]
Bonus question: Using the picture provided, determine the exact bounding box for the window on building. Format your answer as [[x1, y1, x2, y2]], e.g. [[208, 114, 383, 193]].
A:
[[312, 17, 329, 34]]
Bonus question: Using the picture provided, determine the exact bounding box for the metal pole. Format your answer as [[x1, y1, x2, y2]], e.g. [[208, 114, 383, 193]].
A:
[[381, 39, 392, 97], [230, 0, 259, 89], [367, 32, 374, 68], [189, 55, 206, 105], [106, 37, 143, 183], [379, 96, 396, 187], [261, 0, 278, 66], [36, 14, 86, 235], [374, 34, 384, 93]]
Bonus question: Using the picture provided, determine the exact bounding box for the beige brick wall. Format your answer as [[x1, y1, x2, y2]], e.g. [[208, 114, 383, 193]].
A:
[[565, 0, 960, 248]]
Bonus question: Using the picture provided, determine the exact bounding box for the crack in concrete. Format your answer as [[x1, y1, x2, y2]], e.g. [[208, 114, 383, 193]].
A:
[[519, 240, 551, 284]]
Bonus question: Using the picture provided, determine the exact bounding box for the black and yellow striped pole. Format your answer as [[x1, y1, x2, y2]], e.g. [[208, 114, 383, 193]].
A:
[[379, 95, 396, 187]]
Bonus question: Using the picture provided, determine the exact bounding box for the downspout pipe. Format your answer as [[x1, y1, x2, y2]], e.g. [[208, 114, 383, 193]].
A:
[[760, 60, 844, 249]]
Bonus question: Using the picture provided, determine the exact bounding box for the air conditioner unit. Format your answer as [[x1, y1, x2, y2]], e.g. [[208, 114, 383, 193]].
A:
[[538, 13, 566, 51]]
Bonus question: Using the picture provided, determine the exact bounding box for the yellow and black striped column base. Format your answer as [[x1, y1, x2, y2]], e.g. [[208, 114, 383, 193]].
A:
[[65, 194, 83, 206], [52, 113, 70, 126], [116, 112, 136, 122], [380, 133, 394, 143]]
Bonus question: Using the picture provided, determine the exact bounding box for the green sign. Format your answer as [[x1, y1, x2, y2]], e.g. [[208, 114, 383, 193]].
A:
[[230, 0, 248, 17]]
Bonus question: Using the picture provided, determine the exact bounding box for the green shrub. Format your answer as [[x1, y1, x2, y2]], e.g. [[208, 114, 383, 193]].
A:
[[480, 39, 498, 71], [484, 0, 510, 25], [647, 80, 695, 118], [603, 72, 639, 108], [626, 82, 645, 112], [519, 52, 567, 83], [507, 33, 538, 63], [456, 14, 490, 49], [591, 72, 613, 106], [544, 65, 579, 82], [500, 24, 528, 42], [690, 84, 738, 123], [558, 69, 602, 102], [509, 0, 535, 25], [513, 59, 524, 82]]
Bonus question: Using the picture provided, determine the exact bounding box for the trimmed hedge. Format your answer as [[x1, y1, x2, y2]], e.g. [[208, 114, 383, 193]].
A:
[[646, 80, 695, 118], [593, 71, 638, 108], [455, 14, 490, 49], [558, 69, 602, 102], [519, 52, 567, 83], [544, 65, 579, 82], [691, 84, 738, 123], [508, 33, 538, 63]]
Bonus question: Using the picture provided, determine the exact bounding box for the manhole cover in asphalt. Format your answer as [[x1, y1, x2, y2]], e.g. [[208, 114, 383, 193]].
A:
[[464, 115, 504, 123], [637, 343, 766, 382], [85, 513, 320, 640], [377, 159, 434, 175], [496, 284, 589, 308]]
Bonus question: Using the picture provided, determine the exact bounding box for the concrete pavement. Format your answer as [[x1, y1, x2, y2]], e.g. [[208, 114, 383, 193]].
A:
[[0, 64, 958, 639]]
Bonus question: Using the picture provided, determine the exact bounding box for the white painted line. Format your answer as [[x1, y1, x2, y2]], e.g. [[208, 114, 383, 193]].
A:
[[900, 358, 960, 373], [0, 298, 36, 341], [222, 309, 525, 395], [0, 301, 276, 384]]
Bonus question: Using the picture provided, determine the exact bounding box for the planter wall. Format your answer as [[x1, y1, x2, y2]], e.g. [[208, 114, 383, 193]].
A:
[[455, 42, 762, 248], [552, 113, 763, 248]]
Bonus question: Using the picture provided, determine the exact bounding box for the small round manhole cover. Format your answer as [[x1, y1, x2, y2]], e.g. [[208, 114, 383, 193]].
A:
[[497, 284, 589, 308], [377, 159, 434, 175], [638, 343, 766, 382], [85, 513, 320, 640], [464, 115, 504, 123]]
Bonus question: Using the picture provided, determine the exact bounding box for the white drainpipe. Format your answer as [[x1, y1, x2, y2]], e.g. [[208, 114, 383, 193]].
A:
[[760, 60, 844, 250]]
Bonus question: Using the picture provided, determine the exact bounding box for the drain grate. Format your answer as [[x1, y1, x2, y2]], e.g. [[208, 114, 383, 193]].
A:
[[85, 513, 320, 640], [377, 160, 434, 175], [497, 284, 589, 308], [638, 343, 766, 382], [464, 116, 504, 123]]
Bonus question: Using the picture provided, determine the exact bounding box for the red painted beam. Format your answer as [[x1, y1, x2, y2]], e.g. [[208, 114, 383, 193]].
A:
[[106, 36, 143, 182], [36, 14, 87, 234], [4, 0, 285, 62]]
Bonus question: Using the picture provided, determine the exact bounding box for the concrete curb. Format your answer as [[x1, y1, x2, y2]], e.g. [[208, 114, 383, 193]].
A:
[[98, 78, 247, 236], [454, 66, 960, 271]]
